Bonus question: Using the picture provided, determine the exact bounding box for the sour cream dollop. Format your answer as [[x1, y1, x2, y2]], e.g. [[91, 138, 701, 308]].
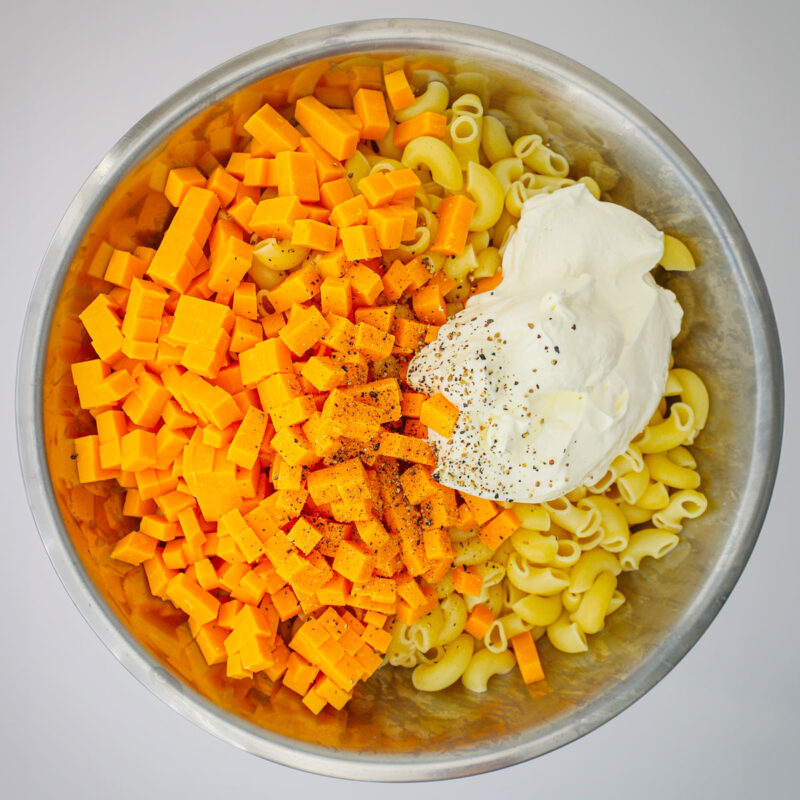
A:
[[406, 183, 683, 503]]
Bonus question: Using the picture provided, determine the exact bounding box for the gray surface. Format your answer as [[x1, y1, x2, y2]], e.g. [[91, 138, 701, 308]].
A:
[[3, 0, 797, 796]]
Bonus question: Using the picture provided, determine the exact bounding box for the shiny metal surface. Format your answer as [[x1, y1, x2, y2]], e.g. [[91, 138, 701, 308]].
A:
[[16, 19, 783, 781]]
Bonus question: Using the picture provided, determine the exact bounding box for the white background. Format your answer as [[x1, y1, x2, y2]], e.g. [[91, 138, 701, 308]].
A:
[[4, 1, 798, 796]]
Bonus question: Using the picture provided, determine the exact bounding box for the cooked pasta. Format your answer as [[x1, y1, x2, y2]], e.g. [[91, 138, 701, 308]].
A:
[[464, 162, 505, 231], [512, 503, 551, 530], [504, 179, 532, 217], [409, 605, 446, 652], [251, 237, 308, 274], [561, 589, 582, 614], [412, 634, 474, 691], [462, 648, 516, 693], [511, 528, 558, 564], [660, 234, 696, 271], [490, 206, 517, 248], [570, 571, 617, 634], [651, 489, 708, 532], [577, 175, 602, 199], [512, 593, 563, 627], [568, 550, 621, 593], [635, 402, 695, 453], [450, 91, 484, 119], [408, 354, 708, 692], [577, 496, 630, 552], [542, 496, 601, 538], [620, 529, 680, 571], [644, 452, 701, 489], [395, 80, 450, 122], [668, 368, 709, 441], [344, 150, 371, 190], [489, 156, 525, 192], [636, 481, 671, 511], [438, 593, 468, 645], [453, 535, 494, 567], [547, 612, 589, 654], [507, 556, 571, 596], [401, 136, 463, 192], [617, 462, 651, 505], [618, 501, 654, 527], [483, 620, 508, 653], [472, 245, 502, 278], [473, 561, 506, 588], [481, 114, 515, 163], [549, 538, 583, 569], [450, 115, 482, 168], [513, 133, 570, 176]]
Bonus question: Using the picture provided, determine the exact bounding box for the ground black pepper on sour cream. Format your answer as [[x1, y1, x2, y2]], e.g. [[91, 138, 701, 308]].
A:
[[406, 183, 683, 503]]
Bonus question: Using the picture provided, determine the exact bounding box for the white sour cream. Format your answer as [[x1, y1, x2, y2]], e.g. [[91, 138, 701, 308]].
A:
[[406, 183, 682, 503]]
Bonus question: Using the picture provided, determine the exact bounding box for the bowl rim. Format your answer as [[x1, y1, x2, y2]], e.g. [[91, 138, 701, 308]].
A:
[[16, 18, 784, 782]]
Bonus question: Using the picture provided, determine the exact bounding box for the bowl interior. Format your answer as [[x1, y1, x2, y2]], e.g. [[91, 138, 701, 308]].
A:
[[31, 26, 780, 779]]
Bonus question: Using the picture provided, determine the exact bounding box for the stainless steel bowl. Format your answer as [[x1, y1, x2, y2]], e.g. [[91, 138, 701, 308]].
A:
[[16, 19, 783, 781]]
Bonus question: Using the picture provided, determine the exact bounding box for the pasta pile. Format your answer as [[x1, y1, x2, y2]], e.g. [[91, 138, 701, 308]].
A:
[[390, 365, 708, 692], [68, 53, 708, 712]]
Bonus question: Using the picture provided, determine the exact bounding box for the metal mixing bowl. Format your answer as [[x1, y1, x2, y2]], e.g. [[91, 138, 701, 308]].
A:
[[16, 19, 783, 781]]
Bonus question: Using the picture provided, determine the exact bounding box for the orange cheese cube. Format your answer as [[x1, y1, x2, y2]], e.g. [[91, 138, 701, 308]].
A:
[[278, 304, 330, 356], [319, 177, 354, 211], [110, 531, 158, 565], [452, 565, 483, 597], [164, 167, 206, 207], [239, 338, 293, 384], [384, 69, 415, 111], [166, 572, 221, 625], [244, 102, 302, 155], [419, 391, 460, 437], [332, 539, 375, 583], [249, 195, 308, 239], [352, 88, 390, 140], [291, 218, 337, 252], [357, 173, 394, 208], [479, 508, 521, 551], [275, 150, 319, 202]]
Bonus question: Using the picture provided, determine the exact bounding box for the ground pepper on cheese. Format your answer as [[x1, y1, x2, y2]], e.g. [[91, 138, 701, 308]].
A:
[[67, 57, 550, 715]]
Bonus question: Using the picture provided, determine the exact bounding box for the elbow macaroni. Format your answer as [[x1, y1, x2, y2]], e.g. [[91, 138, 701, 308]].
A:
[[481, 114, 515, 162], [542, 496, 601, 539], [635, 402, 695, 453], [401, 136, 463, 192], [511, 528, 559, 564], [507, 555, 570, 595], [450, 91, 484, 118], [620, 529, 680, 571], [464, 162, 505, 231], [651, 490, 708, 532], [513, 133, 570, 177], [412, 634, 474, 691], [365, 69, 709, 698], [450, 115, 482, 168], [570, 571, 617, 634], [489, 157, 524, 193], [395, 80, 449, 122], [462, 649, 516, 693], [405, 370, 708, 689]]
